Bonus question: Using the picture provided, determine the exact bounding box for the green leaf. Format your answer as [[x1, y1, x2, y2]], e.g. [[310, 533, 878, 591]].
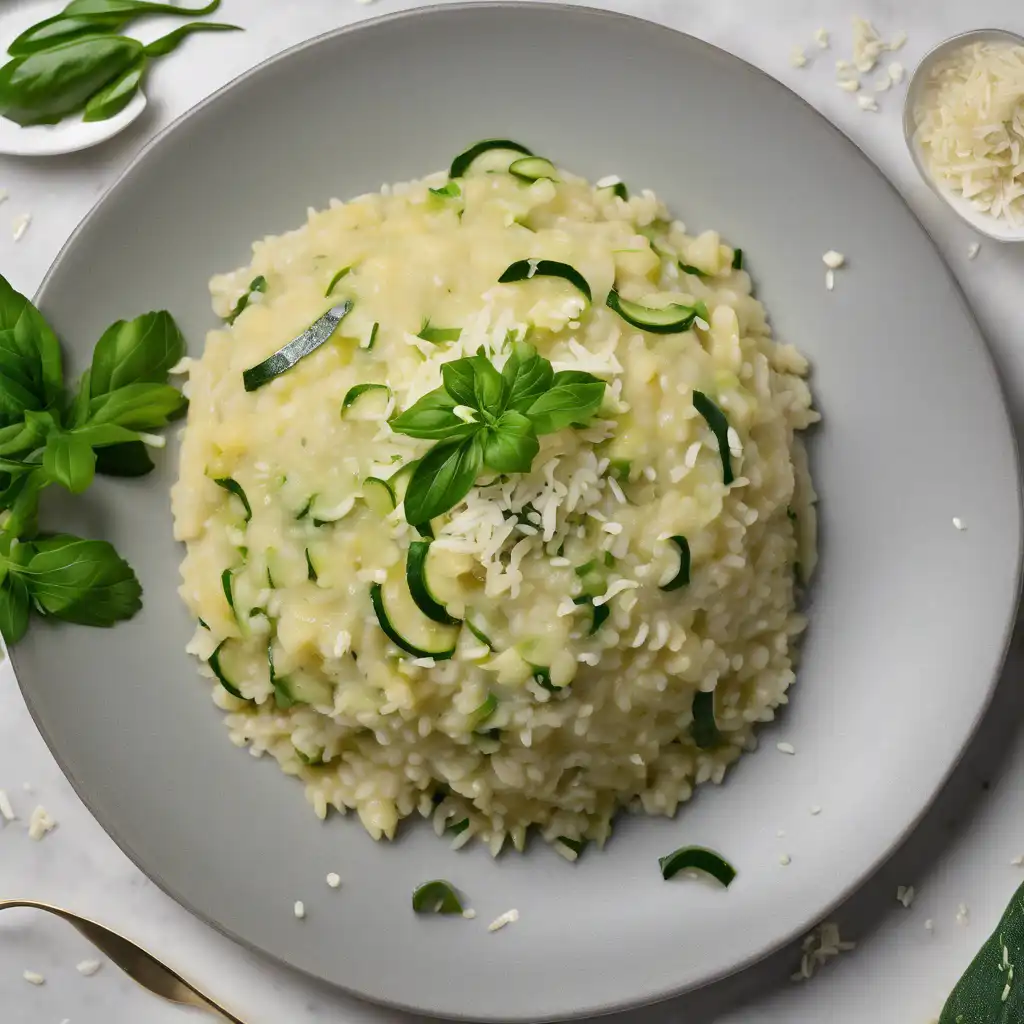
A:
[[94, 441, 154, 477], [0, 34, 143, 127], [7, 15, 130, 58], [482, 411, 538, 474], [0, 274, 64, 424], [64, 0, 221, 16], [403, 434, 484, 525], [501, 341, 553, 413], [87, 382, 186, 430], [940, 880, 1024, 1023], [526, 371, 605, 435], [82, 58, 144, 121], [141, 21, 241, 59], [440, 358, 478, 408], [0, 575, 30, 645], [225, 276, 267, 325], [42, 432, 96, 494], [389, 388, 478, 441], [3, 468, 48, 536], [89, 310, 185, 398], [472, 355, 506, 414], [69, 422, 139, 448], [17, 535, 142, 626]]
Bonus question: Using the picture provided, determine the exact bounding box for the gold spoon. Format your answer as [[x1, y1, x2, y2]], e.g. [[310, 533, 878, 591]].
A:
[[0, 900, 244, 1023]]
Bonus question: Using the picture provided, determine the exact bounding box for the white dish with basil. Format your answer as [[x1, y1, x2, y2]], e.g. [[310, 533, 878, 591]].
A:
[[172, 140, 818, 856]]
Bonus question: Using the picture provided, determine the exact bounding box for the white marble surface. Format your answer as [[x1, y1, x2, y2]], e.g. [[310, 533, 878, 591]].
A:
[[2, 1, 1024, 1021]]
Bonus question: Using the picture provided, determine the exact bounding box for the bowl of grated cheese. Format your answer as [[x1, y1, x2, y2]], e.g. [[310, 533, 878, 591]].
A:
[[904, 28, 1024, 242]]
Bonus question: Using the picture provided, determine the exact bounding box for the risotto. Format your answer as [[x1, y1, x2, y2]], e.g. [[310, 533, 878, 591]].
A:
[[171, 141, 818, 857]]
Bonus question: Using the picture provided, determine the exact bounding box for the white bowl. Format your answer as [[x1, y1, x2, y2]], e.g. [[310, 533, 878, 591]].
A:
[[903, 28, 1024, 242]]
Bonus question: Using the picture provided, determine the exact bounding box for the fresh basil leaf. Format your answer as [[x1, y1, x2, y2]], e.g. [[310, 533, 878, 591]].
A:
[[69, 370, 92, 427], [141, 21, 241, 59], [7, 15, 129, 59], [441, 358, 478, 408], [69, 422, 138, 447], [482, 410, 538, 474], [89, 310, 185, 398], [0, 574, 30, 645], [18, 536, 142, 626], [0, 34, 143, 127], [64, 0, 221, 16], [94, 441, 154, 477], [82, 58, 144, 121], [3, 468, 48, 537], [42, 432, 96, 494], [501, 341, 553, 413], [403, 434, 484, 525], [472, 355, 506, 414], [87, 382, 186, 430], [389, 388, 478, 441], [225, 275, 267, 325], [0, 274, 64, 424], [527, 372, 605, 435]]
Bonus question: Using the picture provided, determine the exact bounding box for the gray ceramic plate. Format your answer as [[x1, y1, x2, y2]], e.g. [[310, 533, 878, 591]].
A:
[[14, 4, 1022, 1020]]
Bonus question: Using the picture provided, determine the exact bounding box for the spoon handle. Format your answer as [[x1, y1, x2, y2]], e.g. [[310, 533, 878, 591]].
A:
[[0, 900, 245, 1023]]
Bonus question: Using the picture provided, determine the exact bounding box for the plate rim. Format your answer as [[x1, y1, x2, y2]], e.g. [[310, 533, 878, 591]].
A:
[[17, 3, 1024, 1019]]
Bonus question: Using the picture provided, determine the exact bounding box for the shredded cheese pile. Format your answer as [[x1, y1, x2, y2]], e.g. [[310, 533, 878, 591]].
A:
[[914, 41, 1024, 224]]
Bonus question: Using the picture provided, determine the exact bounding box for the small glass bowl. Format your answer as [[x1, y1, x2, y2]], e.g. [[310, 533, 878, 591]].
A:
[[903, 28, 1024, 242]]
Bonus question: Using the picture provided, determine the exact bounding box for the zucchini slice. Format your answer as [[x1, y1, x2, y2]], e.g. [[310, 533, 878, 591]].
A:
[[499, 259, 592, 303], [406, 540, 462, 626], [342, 383, 391, 418], [598, 180, 629, 201], [417, 320, 462, 344], [692, 391, 735, 485], [429, 181, 462, 199], [572, 595, 609, 636], [658, 846, 736, 887], [208, 640, 248, 700], [509, 156, 558, 182], [325, 266, 352, 297], [225, 275, 267, 326], [213, 477, 252, 522], [732, 248, 744, 270], [362, 477, 397, 516], [465, 616, 496, 651], [242, 300, 352, 392], [309, 492, 356, 524], [270, 641, 334, 707], [691, 689, 722, 749], [370, 569, 460, 660], [412, 879, 464, 914], [449, 138, 533, 178], [660, 536, 691, 592], [606, 290, 706, 334], [365, 322, 379, 350]]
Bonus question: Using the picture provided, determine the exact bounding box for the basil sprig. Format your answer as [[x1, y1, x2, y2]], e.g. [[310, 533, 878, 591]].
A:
[[389, 342, 605, 524], [0, 272, 185, 644], [0, 18, 241, 127], [8, 1, 224, 57]]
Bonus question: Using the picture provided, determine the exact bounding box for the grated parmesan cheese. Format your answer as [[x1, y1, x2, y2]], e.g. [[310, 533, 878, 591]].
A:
[[0, 789, 14, 822], [896, 885, 916, 908], [790, 46, 808, 69], [913, 41, 1024, 225], [12, 213, 30, 242], [76, 959, 102, 977], [791, 922, 855, 981], [23, 970, 45, 985]]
